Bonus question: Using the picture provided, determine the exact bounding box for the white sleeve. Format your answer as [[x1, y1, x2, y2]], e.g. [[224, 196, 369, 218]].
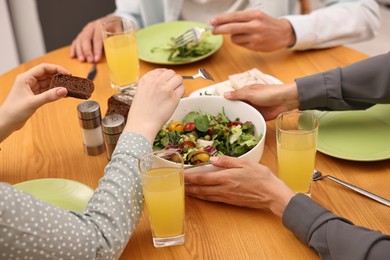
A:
[[283, 0, 380, 50], [114, 0, 143, 28]]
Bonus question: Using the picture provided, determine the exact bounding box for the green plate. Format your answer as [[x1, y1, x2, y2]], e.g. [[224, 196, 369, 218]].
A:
[[314, 104, 390, 161], [13, 178, 94, 211], [137, 21, 223, 65]]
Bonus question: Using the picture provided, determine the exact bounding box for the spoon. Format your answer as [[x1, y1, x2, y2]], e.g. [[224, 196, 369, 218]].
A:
[[313, 171, 390, 207]]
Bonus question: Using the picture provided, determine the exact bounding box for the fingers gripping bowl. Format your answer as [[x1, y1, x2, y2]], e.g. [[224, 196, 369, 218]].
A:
[[153, 96, 267, 173]]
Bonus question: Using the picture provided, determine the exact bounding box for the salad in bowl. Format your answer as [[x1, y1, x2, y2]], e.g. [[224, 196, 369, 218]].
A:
[[153, 96, 267, 171]]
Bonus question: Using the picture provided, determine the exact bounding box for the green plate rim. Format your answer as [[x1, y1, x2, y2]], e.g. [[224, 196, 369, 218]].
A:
[[13, 178, 94, 211], [137, 21, 223, 65], [313, 104, 390, 161]]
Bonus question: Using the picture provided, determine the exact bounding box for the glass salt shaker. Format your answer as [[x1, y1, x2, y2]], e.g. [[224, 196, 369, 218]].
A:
[[77, 100, 105, 155], [102, 114, 125, 160]]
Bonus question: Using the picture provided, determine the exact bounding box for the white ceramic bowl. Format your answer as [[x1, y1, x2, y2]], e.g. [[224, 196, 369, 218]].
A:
[[156, 96, 267, 173]]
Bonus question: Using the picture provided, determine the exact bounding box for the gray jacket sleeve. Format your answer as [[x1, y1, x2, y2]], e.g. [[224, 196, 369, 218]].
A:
[[283, 194, 390, 260], [296, 52, 390, 111]]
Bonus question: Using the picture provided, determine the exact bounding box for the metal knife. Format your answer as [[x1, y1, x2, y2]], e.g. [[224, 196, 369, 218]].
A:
[[87, 63, 97, 81]]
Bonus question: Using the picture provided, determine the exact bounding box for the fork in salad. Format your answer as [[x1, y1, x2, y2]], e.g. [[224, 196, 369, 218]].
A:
[[174, 26, 213, 48]]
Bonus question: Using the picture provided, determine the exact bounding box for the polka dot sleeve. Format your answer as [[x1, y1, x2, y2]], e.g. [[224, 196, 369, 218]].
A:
[[0, 132, 150, 259]]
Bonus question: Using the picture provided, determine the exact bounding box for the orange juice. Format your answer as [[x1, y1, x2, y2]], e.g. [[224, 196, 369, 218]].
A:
[[104, 33, 139, 88], [142, 167, 185, 237], [277, 130, 317, 193]]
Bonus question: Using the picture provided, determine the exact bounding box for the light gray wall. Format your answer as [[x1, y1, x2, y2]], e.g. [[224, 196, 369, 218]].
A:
[[0, 0, 42, 75], [8, 0, 46, 64], [0, 0, 20, 75]]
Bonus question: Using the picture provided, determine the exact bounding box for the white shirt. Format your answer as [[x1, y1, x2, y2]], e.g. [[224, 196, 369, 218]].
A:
[[114, 0, 380, 50], [181, 0, 250, 23]]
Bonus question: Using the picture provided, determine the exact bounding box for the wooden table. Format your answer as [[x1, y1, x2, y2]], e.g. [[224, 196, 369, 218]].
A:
[[1, 36, 389, 259]]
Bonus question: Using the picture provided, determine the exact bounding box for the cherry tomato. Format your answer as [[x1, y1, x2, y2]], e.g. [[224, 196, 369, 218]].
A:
[[229, 121, 243, 127], [191, 151, 210, 164], [183, 122, 196, 132], [168, 121, 184, 132], [180, 141, 196, 149], [175, 124, 184, 132]]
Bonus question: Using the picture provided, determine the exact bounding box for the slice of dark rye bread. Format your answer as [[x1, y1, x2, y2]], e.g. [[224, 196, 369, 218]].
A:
[[105, 90, 133, 121], [50, 74, 95, 99]]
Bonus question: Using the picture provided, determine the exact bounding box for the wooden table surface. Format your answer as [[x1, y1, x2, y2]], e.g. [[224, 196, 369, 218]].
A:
[[1, 36, 389, 259]]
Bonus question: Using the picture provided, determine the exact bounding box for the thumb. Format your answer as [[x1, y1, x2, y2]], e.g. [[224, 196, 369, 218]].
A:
[[210, 156, 246, 169], [224, 88, 248, 101], [32, 87, 68, 108]]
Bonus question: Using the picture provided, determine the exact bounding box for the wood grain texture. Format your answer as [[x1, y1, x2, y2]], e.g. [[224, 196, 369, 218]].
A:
[[1, 36, 388, 260]]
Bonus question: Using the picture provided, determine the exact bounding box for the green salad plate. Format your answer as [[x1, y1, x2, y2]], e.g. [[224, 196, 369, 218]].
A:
[[137, 21, 223, 65], [13, 178, 94, 211], [313, 104, 390, 161]]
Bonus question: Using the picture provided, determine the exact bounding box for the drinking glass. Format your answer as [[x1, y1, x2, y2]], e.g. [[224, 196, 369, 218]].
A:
[[276, 111, 320, 196], [138, 150, 185, 247], [102, 17, 139, 95]]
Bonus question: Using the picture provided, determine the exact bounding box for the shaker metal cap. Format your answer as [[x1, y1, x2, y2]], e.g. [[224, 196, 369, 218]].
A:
[[102, 114, 125, 134], [77, 100, 101, 120]]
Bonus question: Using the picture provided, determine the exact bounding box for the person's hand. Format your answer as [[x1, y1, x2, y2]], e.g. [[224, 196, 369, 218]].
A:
[[223, 82, 299, 120], [125, 69, 185, 143], [69, 16, 113, 63], [185, 156, 295, 218], [0, 63, 69, 142], [210, 10, 296, 52]]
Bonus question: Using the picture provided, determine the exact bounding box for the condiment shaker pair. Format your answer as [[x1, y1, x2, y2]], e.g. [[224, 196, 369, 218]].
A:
[[77, 101, 125, 160]]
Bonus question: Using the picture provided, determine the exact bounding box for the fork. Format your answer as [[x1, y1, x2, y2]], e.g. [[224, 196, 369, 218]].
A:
[[175, 26, 213, 47], [313, 170, 390, 207], [182, 68, 214, 81]]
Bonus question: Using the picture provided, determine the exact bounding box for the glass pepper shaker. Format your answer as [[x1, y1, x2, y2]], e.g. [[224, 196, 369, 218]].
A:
[[102, 114, 125, 160], [77, 100, 105, 156]]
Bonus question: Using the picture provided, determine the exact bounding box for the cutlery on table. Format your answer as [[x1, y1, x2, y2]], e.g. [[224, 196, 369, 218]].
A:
[[313, 171, 390, 207], [87, 63, 97, 81], [175, 26, 213, 48], [182, 68, 214, 81]]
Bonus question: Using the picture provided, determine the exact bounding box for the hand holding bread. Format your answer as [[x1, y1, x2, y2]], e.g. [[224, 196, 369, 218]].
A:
[[0, 64, 70, 142]]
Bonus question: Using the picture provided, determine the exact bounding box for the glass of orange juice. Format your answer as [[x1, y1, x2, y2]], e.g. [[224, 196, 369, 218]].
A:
[[102, 17, 139, 95], [276, 111, 319, 196], [138, 150, 185, 248]]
